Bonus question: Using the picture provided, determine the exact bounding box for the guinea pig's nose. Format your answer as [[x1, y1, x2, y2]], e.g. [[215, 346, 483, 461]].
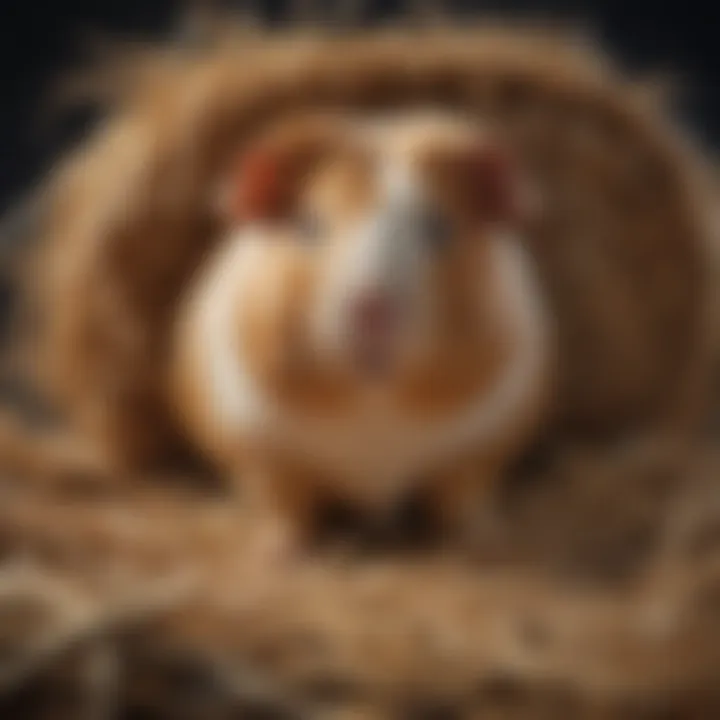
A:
[[350, 291, 398, 338]]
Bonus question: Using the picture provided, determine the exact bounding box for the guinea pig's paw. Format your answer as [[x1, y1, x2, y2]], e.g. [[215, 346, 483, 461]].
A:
[[457, 503, 512, 561], [430, 483, 510, 559], [248, 517, 305, 569], [425, 467, 500, 541]]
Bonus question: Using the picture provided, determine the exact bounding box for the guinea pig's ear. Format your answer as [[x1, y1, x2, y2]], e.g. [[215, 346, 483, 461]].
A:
[[215, 118, 343, 224], [463, 143, 539, 227], [216, 146, 290, 223]]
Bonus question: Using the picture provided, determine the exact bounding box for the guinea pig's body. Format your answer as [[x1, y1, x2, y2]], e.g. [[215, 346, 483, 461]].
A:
[[172, 112, 552, 546]]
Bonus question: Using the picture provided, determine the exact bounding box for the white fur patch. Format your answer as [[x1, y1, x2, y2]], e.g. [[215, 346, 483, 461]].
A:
[[308, 155, 434, 366], [197, 225, 550, 508]]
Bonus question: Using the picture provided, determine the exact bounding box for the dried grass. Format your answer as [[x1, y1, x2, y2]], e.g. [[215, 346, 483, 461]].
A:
[[1, 18, 720, 719]]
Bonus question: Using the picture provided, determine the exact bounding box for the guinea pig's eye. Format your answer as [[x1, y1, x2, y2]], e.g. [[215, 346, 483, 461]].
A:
[[419, 207, 452, 249], [295, 210, 324, 244]]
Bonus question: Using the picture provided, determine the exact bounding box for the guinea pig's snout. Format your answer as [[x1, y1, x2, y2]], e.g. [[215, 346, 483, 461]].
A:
[[349, 290, 399, 340]]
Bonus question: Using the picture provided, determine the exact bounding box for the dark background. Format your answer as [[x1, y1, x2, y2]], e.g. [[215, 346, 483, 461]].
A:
[[0, 0, 718, 217]]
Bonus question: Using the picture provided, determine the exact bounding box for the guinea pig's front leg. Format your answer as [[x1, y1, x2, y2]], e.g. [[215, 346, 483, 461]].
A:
[[425, 458, 506, 550], [235, 453, 325, 563]]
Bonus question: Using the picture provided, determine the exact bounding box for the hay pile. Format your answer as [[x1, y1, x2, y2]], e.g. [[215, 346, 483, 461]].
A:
[[2, 441, 720, 718], [1, 21, 720, 719]]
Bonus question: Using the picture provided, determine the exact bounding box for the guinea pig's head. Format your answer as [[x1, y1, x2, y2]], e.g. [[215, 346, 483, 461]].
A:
[[218, 111, 533, 384]]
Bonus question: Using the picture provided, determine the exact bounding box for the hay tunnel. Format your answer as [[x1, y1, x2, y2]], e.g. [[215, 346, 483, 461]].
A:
[[0, 12, 719, 719]]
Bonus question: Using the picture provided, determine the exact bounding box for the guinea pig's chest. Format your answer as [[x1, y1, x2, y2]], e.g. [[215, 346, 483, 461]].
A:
[[210, 323, 481, 503], [269, 397, 466, 503]]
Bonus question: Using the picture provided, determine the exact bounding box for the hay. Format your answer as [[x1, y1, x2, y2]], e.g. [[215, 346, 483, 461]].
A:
[[2, 443, 720, 717], [1, 20, 720, 719]]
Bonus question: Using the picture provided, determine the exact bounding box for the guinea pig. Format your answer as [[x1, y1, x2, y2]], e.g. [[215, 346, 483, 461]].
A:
[[171, 110, 553, 553]]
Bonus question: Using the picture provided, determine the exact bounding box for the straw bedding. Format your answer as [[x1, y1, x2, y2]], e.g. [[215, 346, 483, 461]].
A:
[[0, 22, 719, 718]]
